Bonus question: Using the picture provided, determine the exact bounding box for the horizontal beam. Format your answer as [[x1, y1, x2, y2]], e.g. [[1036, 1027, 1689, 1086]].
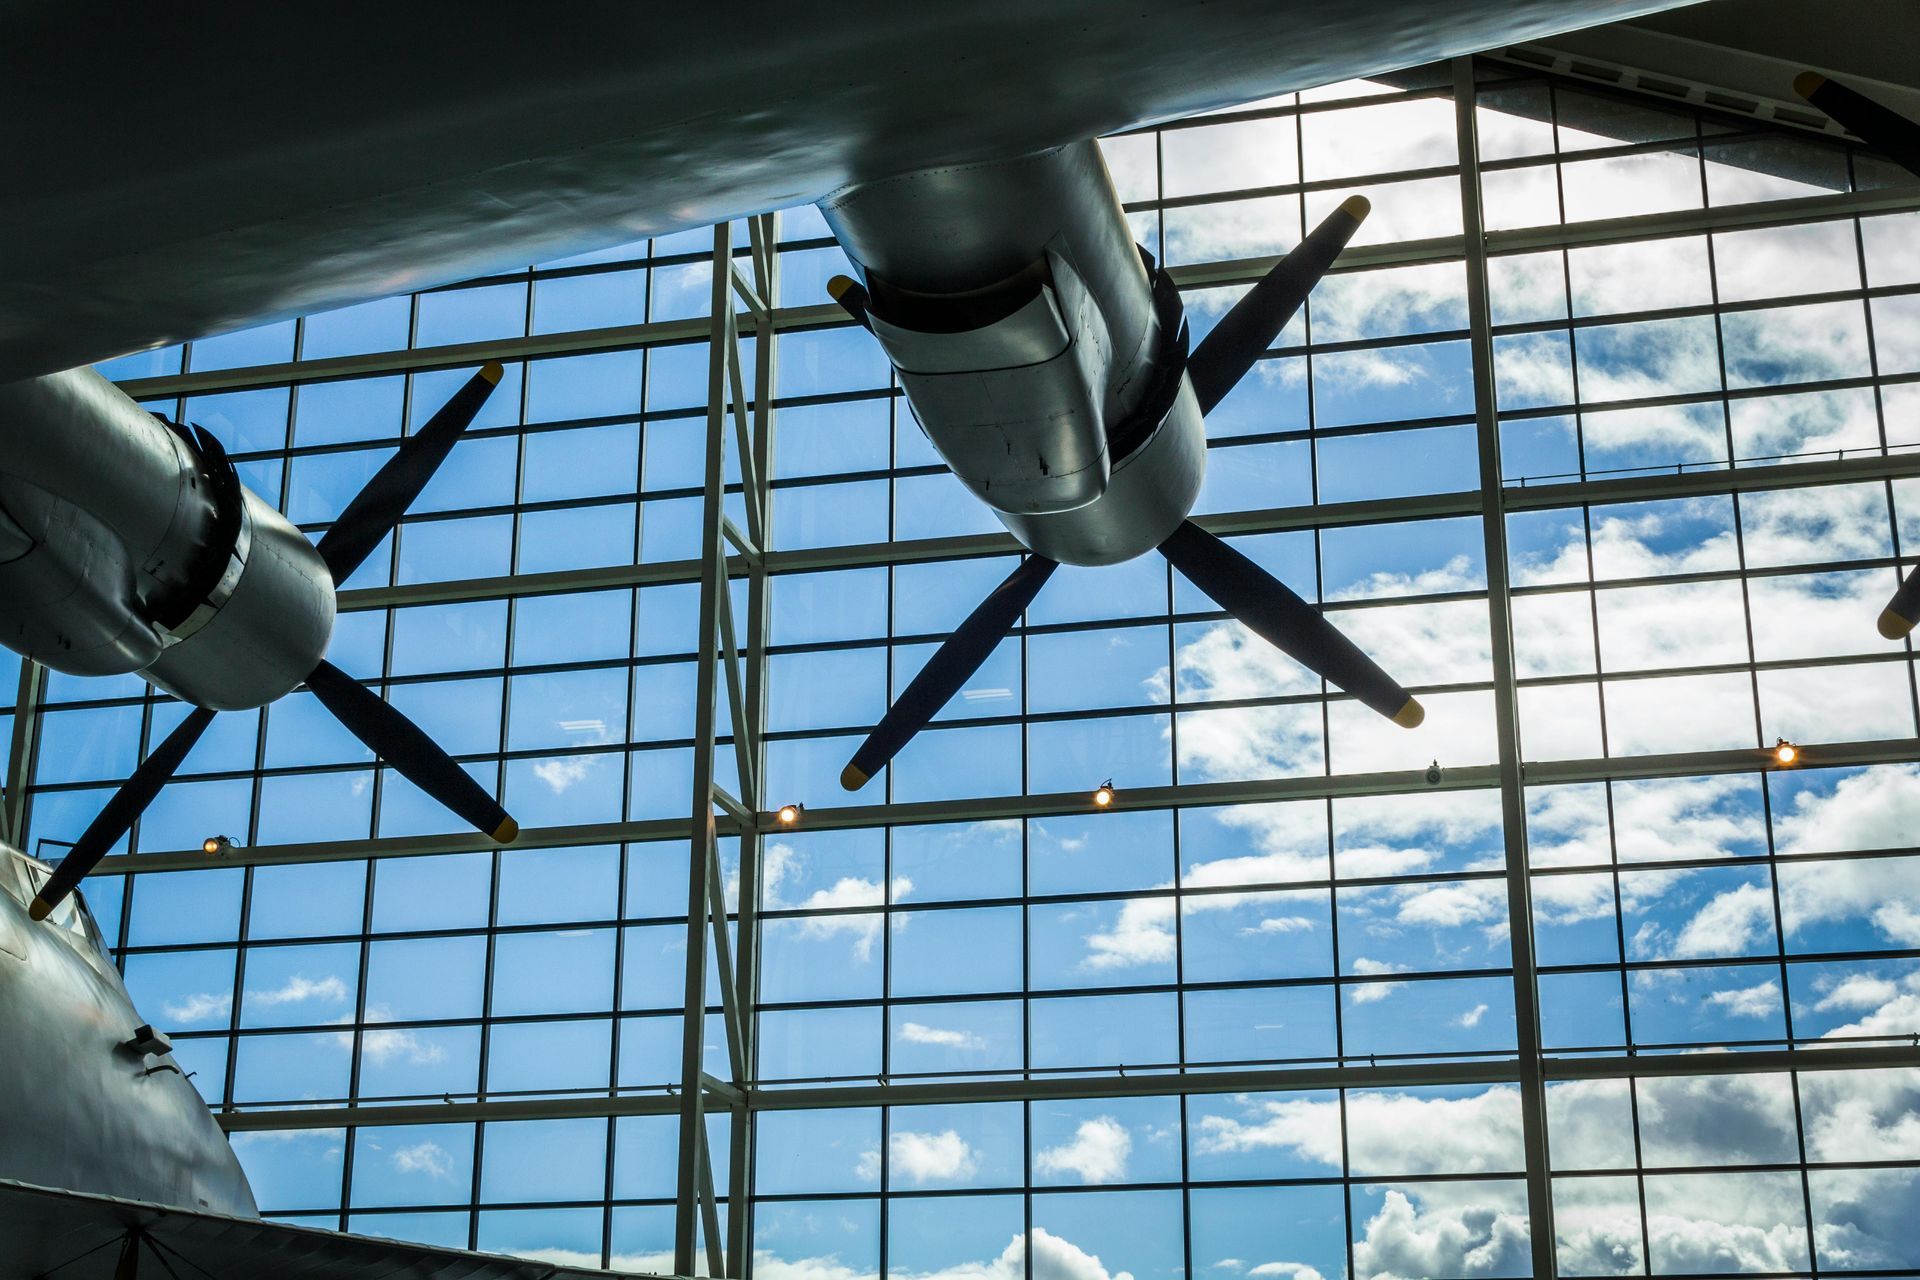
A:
[[100, 736, 1920, 875], [214, 1043, 1920, 1131], [113, 187, 1920, 403]]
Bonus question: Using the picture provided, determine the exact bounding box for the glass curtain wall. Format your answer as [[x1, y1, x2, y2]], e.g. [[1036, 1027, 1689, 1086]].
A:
[[15, 54, 1920, 1279]]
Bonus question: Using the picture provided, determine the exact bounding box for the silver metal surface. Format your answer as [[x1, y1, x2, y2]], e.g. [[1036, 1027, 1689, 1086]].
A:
[[864, 252, 1113, 514], [0, 0, 1690, 384], [0, 844, 255, 1219], [825, 141, 1203, 564], [140, 487, 334, 711]]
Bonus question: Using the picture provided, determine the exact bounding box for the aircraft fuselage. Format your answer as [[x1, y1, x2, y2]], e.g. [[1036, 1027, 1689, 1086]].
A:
[[0, 844, 255, 1216]]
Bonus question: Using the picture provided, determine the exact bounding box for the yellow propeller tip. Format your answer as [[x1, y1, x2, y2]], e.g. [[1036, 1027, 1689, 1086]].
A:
[[492, 816, 520, 844], [827, 275, 857, 301], [479, 361, 505, 386], [1392, 698, 1426, 729], [1878, 608, 1914, 641], [840, 763, 870, 791], [1793, 71, 1827, 100], [1338, 194, 1372, 221], [27, 896, 51, 922]]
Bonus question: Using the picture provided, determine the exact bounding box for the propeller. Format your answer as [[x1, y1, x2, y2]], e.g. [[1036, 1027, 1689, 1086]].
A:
[[1159, 521, 1423, 726], [1793, 72, 1920, 178], [1187, 195, 1370, 415], [1791, 74, 1920, 638], [29, 363, 514, 921], [842, 554, 1056, 790], [838, 196, 1417, 789]]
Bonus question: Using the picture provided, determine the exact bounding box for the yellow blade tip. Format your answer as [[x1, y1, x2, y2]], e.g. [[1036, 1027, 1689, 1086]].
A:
[[492, 816, 519, 844], [27, 896, 51, 922], [1338, 194, 1372, 221], [1793, 71, 1827, 100], [840, 763, 870, 791], [1878, 607, 1914, 641], [479, 360, 505, 386], [827, 275, 856, 301], [1392, 698, 1426, 729]]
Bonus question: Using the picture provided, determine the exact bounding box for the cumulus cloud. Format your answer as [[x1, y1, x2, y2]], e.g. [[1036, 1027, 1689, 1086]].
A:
[[392, 1139, 454, 1178], [858, 1128, 980, 1185], [1706, 980, 1781, 1019], [1034, 1117, 1132, 1183], [163, 991, 232, 1023], [1349, 958, 1408, 1003], [757, 840, 912, 962]]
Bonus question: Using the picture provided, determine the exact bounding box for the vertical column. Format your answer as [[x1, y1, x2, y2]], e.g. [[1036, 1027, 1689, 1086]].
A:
[[1451, 57, 1558, 1279], [677, 220, 737, 1278], [2, 659, 44, 849], [727, 210, 779, 1280]]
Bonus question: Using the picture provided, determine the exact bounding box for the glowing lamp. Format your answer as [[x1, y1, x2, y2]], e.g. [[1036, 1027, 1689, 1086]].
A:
[[1092, 780, 1115, 809], [1773, 739, 1799, 767], [775, 803, 803, 826]]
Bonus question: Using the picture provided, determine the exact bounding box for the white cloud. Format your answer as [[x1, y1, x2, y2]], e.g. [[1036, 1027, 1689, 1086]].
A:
[[1350, 958, 1408, 1003], [577, 1226, 1136, 1280], [1034, 1116, 1131, 1183], [1246, 1265, 1325, 1280], [1455, 1003, 1489, 1028], [900, 1022, 986, 1050], [532, 754, 597, 794], [858, 1128, 979, 1185], [1706, 980, 1780, 1019], [1245, 914, 1316, 935], [1082, 898, 1176, 970], [392, 1139, 454, 1178], [246, 974, 348, 1008], [163, 991, 232, 1023]]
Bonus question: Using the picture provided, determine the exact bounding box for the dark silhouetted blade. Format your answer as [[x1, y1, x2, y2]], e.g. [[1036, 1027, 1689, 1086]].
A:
[[1186, 195, 1370, 416], [30, 706, 217, 920], [306, 659, 517, 841], [842, 554, 1057, 790], [1879, 565, 1920, 640], [1159, 520, 1423, 727], [1795, 72, 1920, 178], [827, 275, 874, 331], [315, 362, 503, 584]]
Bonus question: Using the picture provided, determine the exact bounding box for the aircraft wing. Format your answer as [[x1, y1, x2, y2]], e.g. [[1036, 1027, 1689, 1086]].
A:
[[0, 1177, 639, 1280], [0, 0, 1693, 384]]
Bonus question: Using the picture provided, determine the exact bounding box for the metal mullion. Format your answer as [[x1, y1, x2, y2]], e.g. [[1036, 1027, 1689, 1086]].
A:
[[705, 836, 748, 1085], [1, 659, 44, 848], [675, 220, 734, 1278], [731, 211, 777, 1271], [1454, 56, 1558, 1279]]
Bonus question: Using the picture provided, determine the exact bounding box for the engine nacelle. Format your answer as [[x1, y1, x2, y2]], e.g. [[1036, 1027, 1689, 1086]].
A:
[[862, 250, 1113, 515], [822, 141, 1204, 566], [0, 367, 334, 710]]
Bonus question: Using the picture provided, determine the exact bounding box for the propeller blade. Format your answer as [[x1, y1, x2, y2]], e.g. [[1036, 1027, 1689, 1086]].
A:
[[315, 362, 503, 584], [1186, 195, 1370, 416], [30, 706, 217, 920], [1794, 72, 1920, 178], [305, 660, 517, 842], [843, 554, 1057, 790], [1879, 565, 1920, 640], [827, 274, 874, 331], [1159, 520, 1423, 727]]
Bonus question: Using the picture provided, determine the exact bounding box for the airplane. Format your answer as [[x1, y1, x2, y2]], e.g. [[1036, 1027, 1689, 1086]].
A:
[[0, 362, 521, 926], [6, 0, 1802, 1269], [0, 838, 618, 1277]]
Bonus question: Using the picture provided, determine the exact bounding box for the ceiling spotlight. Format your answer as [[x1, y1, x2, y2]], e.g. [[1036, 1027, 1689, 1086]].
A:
[[202, 834, 235, 856], [1092, 780, 1115, 809], [1773, 739, 1799, 767], [775, 803, 803, 826]]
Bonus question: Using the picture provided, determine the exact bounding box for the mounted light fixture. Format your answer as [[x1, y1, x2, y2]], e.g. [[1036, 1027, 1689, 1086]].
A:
[[1773, 739, 1799, 767], [202, 835, 235, 856], [1092, 780, 1115, 809], [775, 803, 803, 826]]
